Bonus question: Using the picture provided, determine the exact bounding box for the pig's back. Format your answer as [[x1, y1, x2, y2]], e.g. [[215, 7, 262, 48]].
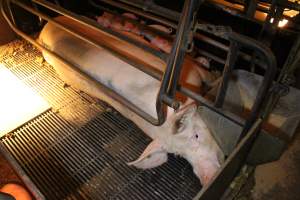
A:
[[39, 17, 160, 117]]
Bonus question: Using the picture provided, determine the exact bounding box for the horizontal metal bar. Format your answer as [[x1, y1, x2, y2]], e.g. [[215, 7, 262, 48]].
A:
[[32, 0, 168, 61], [11, 0, 163, 81], [88, 0, 173, 38], [1, 0, 166, 126], [118, 0, 181, 22], [90, 0, 178, 29], [179, 86, 244, 126], [195, 47, 226, 64], [194, 33, 267, 68]]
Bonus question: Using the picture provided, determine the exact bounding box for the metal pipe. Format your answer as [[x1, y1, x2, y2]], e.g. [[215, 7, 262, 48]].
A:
[[227, 32, 277, 140], [196, 47, 226, 64], [32, 0, 168, 61], [158, 0, 200, 104], [118, 0, 181, 22], [215, 42, 239, 107], [179, 86, 245, 126], [4, 0, 277, 140], [11, 0, 163, 81], [195, 32, 267, 68], [89, 0, 178, 29], [88, 0, 173, 38], [1, 0, 166, 126]]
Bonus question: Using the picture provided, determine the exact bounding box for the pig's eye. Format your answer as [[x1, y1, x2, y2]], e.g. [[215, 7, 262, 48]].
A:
[[175, 116, 187, 133], [195, 134, 199, 139]]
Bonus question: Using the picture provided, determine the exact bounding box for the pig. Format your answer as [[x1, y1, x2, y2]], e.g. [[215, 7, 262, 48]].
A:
[[96, 12, 173, 53], [38, 16, 224, 186]]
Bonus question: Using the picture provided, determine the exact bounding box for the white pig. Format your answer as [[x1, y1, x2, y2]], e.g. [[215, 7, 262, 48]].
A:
[[38, 16, 224, 186]]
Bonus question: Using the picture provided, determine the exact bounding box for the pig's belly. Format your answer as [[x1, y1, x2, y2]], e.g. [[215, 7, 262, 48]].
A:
[[40, 24, 160, 120]]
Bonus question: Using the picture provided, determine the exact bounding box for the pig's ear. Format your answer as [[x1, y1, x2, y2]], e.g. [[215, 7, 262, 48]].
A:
[[127, 139, 167, 169]]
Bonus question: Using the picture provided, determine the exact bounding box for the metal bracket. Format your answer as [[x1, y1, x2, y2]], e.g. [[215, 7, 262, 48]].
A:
[[194, 23, 232, 38]]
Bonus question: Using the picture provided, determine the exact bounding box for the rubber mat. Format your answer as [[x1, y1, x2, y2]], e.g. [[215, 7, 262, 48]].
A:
[[0, 41, 201, 200]]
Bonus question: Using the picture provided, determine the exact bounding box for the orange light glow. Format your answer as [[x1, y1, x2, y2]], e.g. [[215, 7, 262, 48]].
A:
[[0, 64, 50, 137]]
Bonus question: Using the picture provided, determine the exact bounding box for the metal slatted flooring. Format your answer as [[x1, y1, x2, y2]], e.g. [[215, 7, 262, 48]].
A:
[[0, 40, 201, 200]]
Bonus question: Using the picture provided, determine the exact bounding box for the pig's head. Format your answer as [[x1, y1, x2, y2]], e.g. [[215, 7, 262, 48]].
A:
[[128, 103, 224, 186]]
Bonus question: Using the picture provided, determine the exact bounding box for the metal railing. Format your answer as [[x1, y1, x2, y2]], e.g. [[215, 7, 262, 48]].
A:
[[0, 0, 279, 199], [1, 0, 276, 137]]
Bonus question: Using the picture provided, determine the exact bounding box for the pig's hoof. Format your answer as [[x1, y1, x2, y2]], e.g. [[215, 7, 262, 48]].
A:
[[0, 183, 32, 200]]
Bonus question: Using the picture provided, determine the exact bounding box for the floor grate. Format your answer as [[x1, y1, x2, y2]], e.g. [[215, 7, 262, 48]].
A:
[[0, 40, 201, 200]]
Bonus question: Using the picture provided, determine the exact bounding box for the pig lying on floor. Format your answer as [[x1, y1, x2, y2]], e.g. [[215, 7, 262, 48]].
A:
[[38, 16, 224, 186]]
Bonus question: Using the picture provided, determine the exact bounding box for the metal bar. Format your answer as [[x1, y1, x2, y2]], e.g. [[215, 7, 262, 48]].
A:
[[11, 0, 163, 81], [6, 0, 15, 25], [89, 0, 178, 29], [228, 32, 277, 140], [158, 0, 200, 108], [278, 34, 300, 80], [32, 0, 168, 61], [5, 0, 276, 138], [195, 118, 263, 200], [214, 42, 239, 107], [87, 0, 173, 40], [245, 0, 258, 18], [118, 0, 181, 22], [179, 86, 245, 126], [195, 32, 229, 51], [196, 29, 276, 140], [1, 0, 166, 126], [194, 33, 267, 68], [195, 47, 226, 65], [278, 34, 300, 82]]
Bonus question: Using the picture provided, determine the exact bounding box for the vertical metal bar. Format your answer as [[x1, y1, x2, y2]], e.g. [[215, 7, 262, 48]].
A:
[[244, 0, 257, 18], [278, 34, 300, 82], [155, 0, 202, 122], [214, 42, 239, 108], [5, 0, 15, 25], [158, 0, 200, 101], [31, 2, 43, 26], [239, 51, 276, 140]]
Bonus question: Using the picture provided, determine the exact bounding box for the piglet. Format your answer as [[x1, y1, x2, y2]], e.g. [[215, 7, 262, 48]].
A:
[[39, 16, 224, 186]]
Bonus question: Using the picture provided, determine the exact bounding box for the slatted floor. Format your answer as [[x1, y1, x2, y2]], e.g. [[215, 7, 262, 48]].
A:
[[0, 40, 201, 200]]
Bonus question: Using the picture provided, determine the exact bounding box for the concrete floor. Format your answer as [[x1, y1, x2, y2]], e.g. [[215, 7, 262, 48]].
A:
[[251, 125, 300, 200]]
